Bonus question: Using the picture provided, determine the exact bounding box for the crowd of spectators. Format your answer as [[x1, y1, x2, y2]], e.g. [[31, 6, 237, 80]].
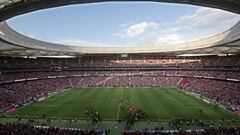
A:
[[0, 55, 240, 134], [1, 70, 240, 83], [179, 78, 240, 111], [0, 78, 72, 112], [0, 56, 240, 112], [0, 73, 239, 113], [1, 55, 240, 69], [1, 123, 240, 135], [0, 123, 110, 135], [123, 127, 240, 135]]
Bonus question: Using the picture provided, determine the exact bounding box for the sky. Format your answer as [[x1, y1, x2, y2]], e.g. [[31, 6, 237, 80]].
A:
[[7, 2, 240, 47]]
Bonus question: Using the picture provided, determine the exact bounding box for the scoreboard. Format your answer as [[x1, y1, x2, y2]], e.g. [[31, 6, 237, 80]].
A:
[[121, 54, 128, 58]]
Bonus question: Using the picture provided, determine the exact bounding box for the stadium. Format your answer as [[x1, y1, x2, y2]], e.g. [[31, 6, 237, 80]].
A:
[[0, 0, 240, 135]]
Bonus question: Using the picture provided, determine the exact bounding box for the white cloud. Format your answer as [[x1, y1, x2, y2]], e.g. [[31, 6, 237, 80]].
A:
[[176, 7, 239, 29], [114, 7, 240, 46], [115, 22, 159, 38]]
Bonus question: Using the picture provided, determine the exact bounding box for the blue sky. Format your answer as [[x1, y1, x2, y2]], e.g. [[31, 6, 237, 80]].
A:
[[7, 2, 240, 47]]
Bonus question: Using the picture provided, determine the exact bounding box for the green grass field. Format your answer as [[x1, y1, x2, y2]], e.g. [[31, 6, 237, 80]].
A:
[[9, 87, 237, 121]]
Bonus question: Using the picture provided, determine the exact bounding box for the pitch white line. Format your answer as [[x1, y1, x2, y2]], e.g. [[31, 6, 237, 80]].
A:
[[116, 88, 124, 120]]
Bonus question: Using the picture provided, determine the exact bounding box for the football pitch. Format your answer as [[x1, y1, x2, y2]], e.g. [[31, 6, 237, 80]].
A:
[[9, 87, 237, 121]]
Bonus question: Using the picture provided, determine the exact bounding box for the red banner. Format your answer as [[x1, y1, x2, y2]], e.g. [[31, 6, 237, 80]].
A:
[[6, 108, 15, 113]]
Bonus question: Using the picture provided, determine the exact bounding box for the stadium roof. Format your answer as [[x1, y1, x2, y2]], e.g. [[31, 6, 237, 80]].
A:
[[0, 0, 240, 56]]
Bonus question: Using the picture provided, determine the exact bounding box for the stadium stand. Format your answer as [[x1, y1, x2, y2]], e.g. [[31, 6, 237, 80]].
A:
[[123, 127, 240, 135], [0, 55, 240, 135], [0, 55, 239, 115], [0, 123, 110, 135], [0, 123, 240, 135], [1, 0, 240, 134]]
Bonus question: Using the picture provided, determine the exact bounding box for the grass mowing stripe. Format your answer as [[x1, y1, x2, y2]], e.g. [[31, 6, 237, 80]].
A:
[[164, 89, 186, 108], [117, 88, 124, 120]]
